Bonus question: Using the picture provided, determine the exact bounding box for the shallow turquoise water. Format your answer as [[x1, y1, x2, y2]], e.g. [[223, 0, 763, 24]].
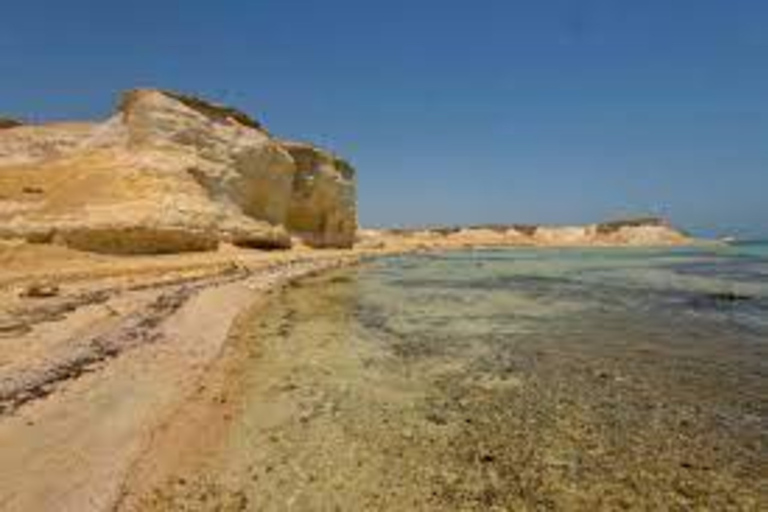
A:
[[344, 244, 768, 507], [359, 244, 768, 341], [148, 245, 768, 510]]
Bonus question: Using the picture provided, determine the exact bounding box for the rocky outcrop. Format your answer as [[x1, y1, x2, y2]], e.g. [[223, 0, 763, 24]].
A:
[[0, 118, 23, 130], [282, 141, 356, 248], [0, 89, 356, 253], [0, 123, 97, 166]]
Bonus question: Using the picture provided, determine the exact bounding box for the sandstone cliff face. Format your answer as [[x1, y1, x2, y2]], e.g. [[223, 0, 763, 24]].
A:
[[0, 123, 98, 166], [0, 90, 357, 253], [282, 141, 356, 248]]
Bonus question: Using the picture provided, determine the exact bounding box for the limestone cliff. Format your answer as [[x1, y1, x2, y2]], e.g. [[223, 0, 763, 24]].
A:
[[0, 89, 357, 253], [282, 141, 356, 248], [358, 217, 692, 249]]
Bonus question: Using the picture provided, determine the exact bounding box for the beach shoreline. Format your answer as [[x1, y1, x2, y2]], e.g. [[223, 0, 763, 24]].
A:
[[0, 232, 703, 511], [114, 242, 768, 510], [0, 244, 365, 511]]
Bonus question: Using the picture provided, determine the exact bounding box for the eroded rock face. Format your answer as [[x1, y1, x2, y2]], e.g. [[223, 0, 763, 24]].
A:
[[282, 141, 356, 248], [0, 89, 357, 253], [0, 123, 99, 166]]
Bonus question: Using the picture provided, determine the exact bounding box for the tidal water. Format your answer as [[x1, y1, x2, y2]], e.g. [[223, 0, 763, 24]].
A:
[[144, 244, 768, 510]]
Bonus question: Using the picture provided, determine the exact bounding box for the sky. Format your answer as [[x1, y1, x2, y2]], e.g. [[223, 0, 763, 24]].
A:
[[1, 1, 766, 237]]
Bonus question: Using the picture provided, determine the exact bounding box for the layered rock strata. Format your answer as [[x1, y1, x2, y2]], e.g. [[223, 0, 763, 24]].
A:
[[0, 89, 357, 253]]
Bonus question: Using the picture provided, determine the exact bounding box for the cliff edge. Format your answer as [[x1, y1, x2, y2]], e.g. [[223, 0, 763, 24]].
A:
[[0, 89, 357, 253]]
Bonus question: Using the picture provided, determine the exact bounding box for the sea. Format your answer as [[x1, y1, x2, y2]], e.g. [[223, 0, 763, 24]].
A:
[[147, 242, 768, 510]]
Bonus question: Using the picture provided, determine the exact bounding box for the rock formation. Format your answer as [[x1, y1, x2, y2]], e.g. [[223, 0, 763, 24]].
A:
[[282, 141, 357, 248], [0, 118, 23, 130], [0, 89, 357, 253], [358, 217, 692, 249]]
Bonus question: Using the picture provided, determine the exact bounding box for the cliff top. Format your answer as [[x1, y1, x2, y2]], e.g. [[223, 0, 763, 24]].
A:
[[119, 89, 265, 131]]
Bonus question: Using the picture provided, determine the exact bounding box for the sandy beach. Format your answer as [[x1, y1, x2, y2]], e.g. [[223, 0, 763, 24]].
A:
[[0, 242, 366, 511], [0, 216, 707, 511]]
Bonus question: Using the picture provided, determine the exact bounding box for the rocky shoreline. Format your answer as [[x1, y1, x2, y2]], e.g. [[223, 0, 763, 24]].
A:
[[0, 245, 361, 511], [0, 219, 701, 511]]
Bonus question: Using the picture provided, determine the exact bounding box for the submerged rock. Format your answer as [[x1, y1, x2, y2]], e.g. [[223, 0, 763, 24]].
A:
[[691, 291, 754, 309], [708, 291, 752, 302]]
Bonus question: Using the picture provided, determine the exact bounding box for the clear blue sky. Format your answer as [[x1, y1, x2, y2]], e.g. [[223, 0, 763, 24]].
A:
[[1, 1, 766, 237]]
